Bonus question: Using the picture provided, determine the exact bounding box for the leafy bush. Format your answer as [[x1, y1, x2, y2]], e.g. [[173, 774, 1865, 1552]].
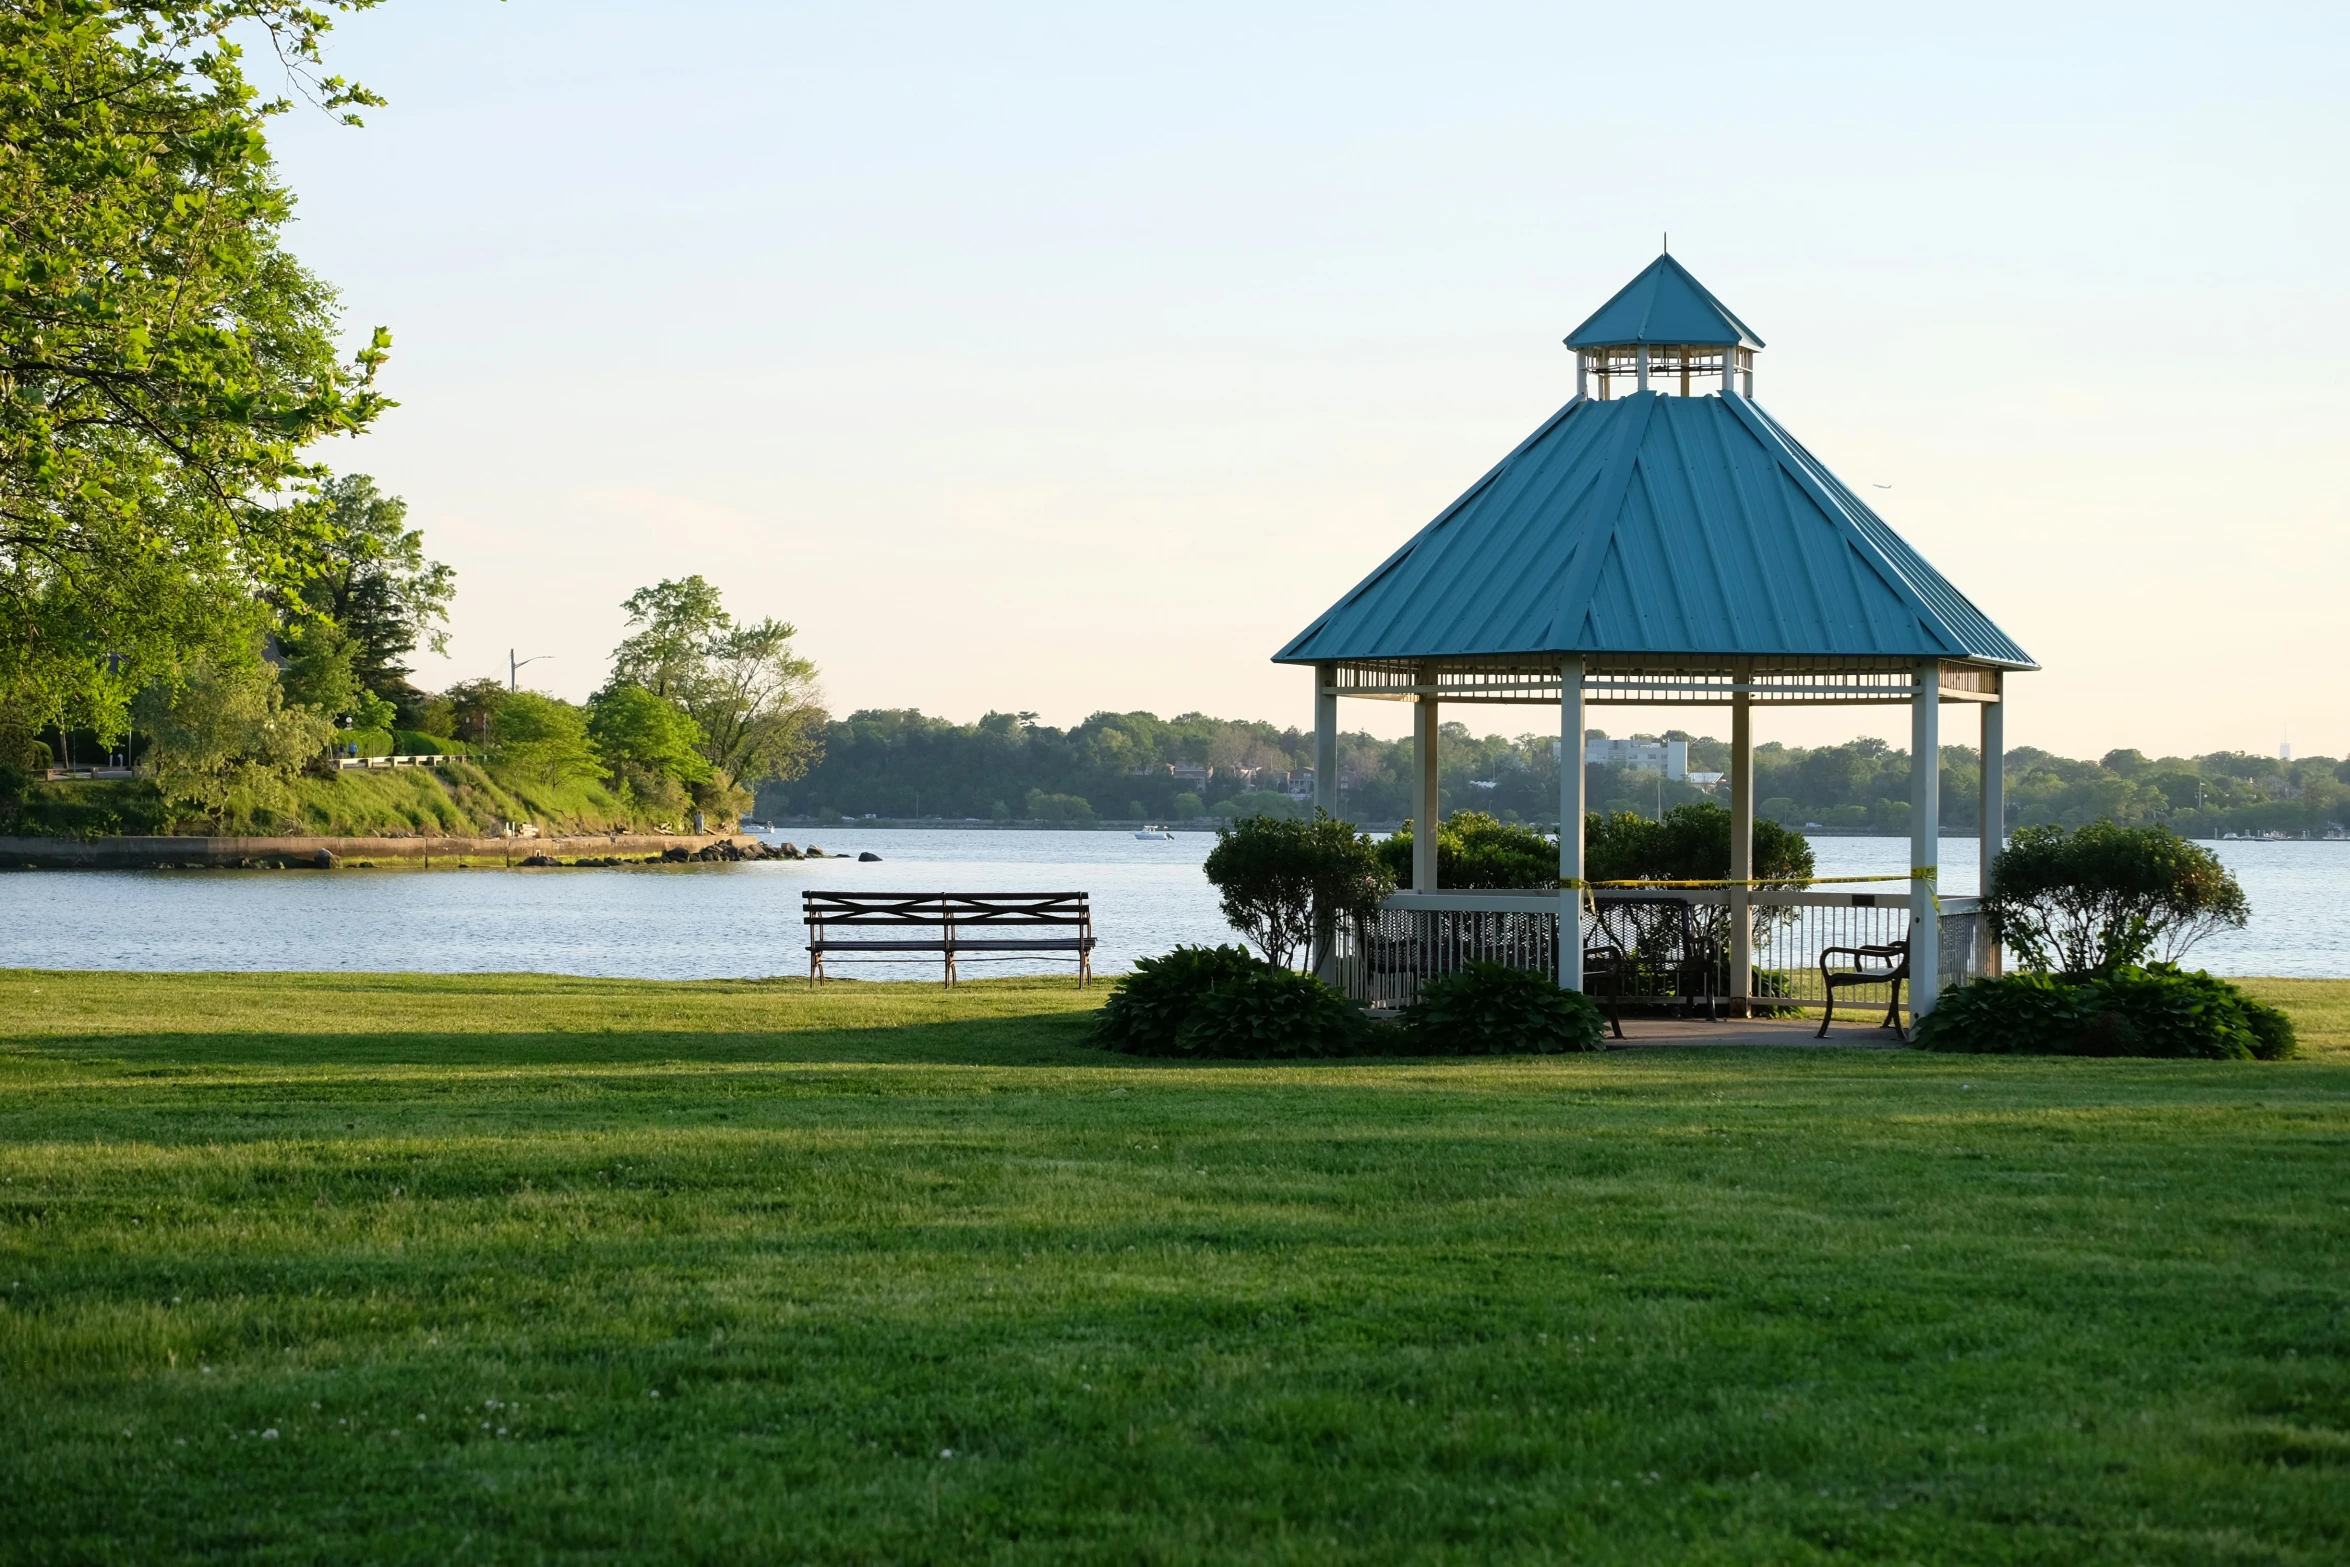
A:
[[1587, 802, 1814, 886], [588, 686, 709, 783], [1912, 972, 2089, 1056], [1024, 789, 1095, 825], [489, 691, 601, 786], [1376, 803, 1815, 891], [132, 651, 336, 824], [2082, 967, 2295, 1060], [1205, 811, 1391, 968], [1375, 811, 1557, 889], [1170, 967, 1373, 1059], [2245, 999, 2300, 1062], [1398, 962, 1606, 1055], [1986, 823, 2247, 979], [1090, 945, 1264, 1054], [1916, 965, 2296, 1060]]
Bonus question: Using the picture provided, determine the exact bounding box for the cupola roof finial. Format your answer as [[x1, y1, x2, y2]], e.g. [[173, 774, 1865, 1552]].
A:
[[1564, 254, 1762, 351]]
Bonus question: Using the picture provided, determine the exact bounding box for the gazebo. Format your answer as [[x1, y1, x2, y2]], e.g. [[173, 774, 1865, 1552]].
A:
[[1274, 254, 2035, 1017]]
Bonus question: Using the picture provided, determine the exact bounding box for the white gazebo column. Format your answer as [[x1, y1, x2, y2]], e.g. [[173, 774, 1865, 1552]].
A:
[[1313, 663, 1338, 817], [1979, 679, 2005, 976], [1728, 679, 1754, 1017], [1412, 669, 1440, 893], [1909, 659, 1942, 1018], [1557, 656, 1586, 991]]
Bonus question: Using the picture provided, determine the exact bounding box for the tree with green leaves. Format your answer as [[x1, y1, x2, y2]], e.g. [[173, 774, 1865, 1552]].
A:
[[1, 0, 393, 753], [488, 691, 599, 787], [606, 576, 824, 819], [588, 683, 708, 821], [130, 649, 333, 823], [287, 474, 453, 704], [1985, 822, 2248, 980], [1203, 810, 1392, 970]]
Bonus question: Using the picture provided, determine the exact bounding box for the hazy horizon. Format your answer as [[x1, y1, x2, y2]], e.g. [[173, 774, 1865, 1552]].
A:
[[267, 2, 2347, 756]]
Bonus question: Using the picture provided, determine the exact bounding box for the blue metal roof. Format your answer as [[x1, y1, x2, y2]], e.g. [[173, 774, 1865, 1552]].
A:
[[1274, 390, 2035, 669], [1564, 254, 1763, 349]]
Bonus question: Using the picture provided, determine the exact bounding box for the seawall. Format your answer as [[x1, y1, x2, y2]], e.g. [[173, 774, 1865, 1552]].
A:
[[0, 833, 773, 869]]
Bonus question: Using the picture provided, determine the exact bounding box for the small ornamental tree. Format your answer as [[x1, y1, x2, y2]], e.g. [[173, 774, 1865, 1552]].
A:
[[1985, 822, 2247, 980], [1203, 810, 1391, 970], [1586, 802, 1815, 886], [1374, 811, 1557, 889], [1375, 803, 1814, 891]]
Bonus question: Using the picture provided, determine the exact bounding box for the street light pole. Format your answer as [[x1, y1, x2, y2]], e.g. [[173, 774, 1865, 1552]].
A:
[[509, 649, 551, 692]]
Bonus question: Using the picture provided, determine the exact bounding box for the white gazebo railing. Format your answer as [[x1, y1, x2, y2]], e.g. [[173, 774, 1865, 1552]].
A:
[[1328, 887, 1991, 1016]]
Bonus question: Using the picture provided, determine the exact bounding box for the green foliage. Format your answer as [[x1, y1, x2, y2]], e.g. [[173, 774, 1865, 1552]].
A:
[[1987, 822, 2249, 979], [1213, 789, 1303, 821], [588, 685, 712, 818], [1917, 965, 2297, 1060], [1375, 804, 1814, 891], [488, 692, 600, 787], [0, 1, 391, 743], [1399, 962, 1606, 1055], [1204, 811, 1392, 968], [276, 618, 362, 719], [130, 650, 334, 823], [5, 772, 171, 837], [608, 576, 824, 802], [287, 474, 454, 700], [1376, 810, 1558, 889], [1169, 967, 1373, 1058], [765, 703, 2350, 838], [1024, 789, 1095, 825], [1913, 972, 2088, 1056], [1089, 944, 1264, 1055], [1586, 802, 1815, 885]]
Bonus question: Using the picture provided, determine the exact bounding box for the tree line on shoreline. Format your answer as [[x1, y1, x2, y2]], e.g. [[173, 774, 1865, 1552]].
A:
[[764, 708, 2350, 840], [0, 7, 827, 840]]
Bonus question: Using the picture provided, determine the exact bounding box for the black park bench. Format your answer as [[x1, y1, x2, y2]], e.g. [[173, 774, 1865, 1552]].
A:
[[802, 891, 1096, 987]]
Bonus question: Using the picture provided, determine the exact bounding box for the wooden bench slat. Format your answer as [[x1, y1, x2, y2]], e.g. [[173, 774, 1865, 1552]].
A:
[[811, 938, 1096, 952], [803, 890, 1095, 987]]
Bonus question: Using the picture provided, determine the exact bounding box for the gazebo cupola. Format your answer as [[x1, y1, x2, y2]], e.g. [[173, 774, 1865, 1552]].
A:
[[1565, 252, 1763, 401], [1274, 253, 2037, 1017]]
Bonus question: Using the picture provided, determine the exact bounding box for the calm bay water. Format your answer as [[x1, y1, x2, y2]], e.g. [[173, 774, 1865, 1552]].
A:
[[1, 830, 2343, 980]]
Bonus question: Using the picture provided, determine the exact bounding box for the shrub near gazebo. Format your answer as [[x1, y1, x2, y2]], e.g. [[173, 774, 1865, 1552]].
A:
[[1917, 823, 2292, 1059]]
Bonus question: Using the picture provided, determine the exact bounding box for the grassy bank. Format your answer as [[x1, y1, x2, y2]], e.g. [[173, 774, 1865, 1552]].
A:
[[2, 971, 2345, 1563], [13, 762, 649, 839]]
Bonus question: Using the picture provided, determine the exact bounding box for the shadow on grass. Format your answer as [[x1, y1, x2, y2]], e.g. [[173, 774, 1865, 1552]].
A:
[[3, 1014, 1131, 1070]]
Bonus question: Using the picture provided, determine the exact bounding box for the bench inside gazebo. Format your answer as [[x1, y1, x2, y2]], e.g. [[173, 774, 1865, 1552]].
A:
[[1275, 253, 2035, 1023]]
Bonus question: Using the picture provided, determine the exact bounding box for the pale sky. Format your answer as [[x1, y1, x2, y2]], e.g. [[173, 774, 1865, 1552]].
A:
[[271, 1, 2348, 757]]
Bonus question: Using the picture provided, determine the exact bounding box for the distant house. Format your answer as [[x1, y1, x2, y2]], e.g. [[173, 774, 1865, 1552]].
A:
[[1132, 761, 1216, 790], [1585, 737, 1688, 780]]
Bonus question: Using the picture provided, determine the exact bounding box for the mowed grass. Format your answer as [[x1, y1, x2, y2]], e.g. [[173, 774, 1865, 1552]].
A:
[[1, 971, 2346, 1565]]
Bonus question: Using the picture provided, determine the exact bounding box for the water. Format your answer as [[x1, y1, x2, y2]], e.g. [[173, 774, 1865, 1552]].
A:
[[1, 831, 2344, 980]]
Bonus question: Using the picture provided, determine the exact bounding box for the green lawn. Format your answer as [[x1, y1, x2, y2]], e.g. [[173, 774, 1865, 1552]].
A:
[[2, 971, 2345, 1565]]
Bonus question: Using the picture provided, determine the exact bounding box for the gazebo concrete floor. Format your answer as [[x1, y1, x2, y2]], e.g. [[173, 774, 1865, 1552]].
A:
[[1605, 1014, 1912, 1049]]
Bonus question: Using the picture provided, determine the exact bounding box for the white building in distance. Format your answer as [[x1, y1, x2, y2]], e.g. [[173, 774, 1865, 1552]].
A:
[[1585, 736, 1689, 780]]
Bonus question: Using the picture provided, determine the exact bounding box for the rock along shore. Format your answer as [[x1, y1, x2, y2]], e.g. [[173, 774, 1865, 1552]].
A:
[[0, 833, 837, 869]]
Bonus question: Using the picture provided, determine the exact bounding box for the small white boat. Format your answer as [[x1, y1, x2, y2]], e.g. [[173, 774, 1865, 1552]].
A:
[[1134, 825, 1175, 839]]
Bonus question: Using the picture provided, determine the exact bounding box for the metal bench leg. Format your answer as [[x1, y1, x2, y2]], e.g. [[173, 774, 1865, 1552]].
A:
[[1816, 975, 1835, 1038], [1887, 978, 1907, 1040]]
